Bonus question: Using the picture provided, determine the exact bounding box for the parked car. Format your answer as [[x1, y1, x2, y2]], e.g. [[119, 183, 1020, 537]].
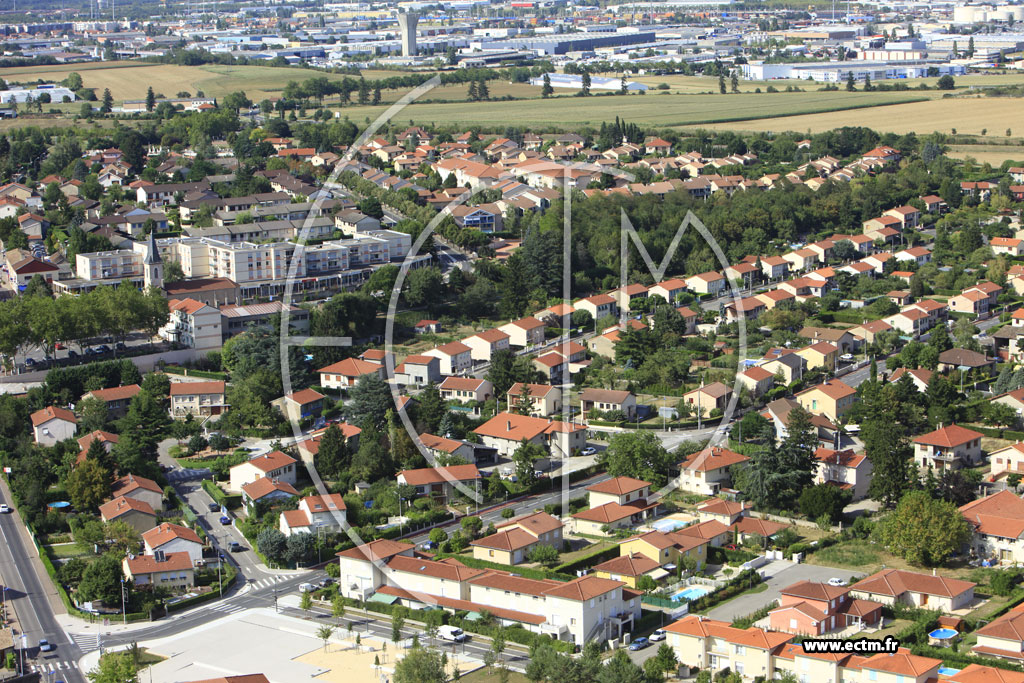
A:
[[24, 357, 36, 368], [628, 637, 650, 651], [67, 349, 78, 359], [298, 583, 315, 593], [839, 353, 854, 362], [54, 342, 65, 350], [208, 502, 220, 512], [95, 345, 110, 354], [828, 577, 845, 587], [650, 629, 666, 642], [229, 541, 242, 553], [0, 504, 10, 513], [581, 447, 597, 456], [219, 515, 231, 525], [438, 625, 467, 643], [319, 578, 334, 588], [115, 342, 127, 351]]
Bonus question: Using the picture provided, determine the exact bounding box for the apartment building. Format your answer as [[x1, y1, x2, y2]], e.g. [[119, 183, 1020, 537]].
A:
[[160, 298, 222, 352]]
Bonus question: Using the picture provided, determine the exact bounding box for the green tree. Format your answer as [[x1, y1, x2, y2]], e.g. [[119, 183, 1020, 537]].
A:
[[67, 458, 113, 512], [316, 624, 335, 652], [877, 491, 971, 566], [527, 543, 559, 567], [78, 553, 125, 605], [513, 439, 545, 486], [541, 73, 553, 98], [598, 431, 674, 488], [846, 72, 856, 91], [300, 589, 313, 613], [581, 71, 591, 96], [87, 651, 139, 683], [405, 266, 444, 310], [346, 373, 393, 429], [599, 650, 646, 683], [101, 88, 113, 114], [798, 483, 852, 525], [937, 74, 955, 90], [719, 73, 727, 94], [645, 643, 679, 681], [145, 86, 155, 112], [394, 645, 446, 683]]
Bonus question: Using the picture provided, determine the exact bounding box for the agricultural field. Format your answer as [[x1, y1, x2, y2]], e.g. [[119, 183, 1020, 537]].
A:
[[0, 62, 421, 103], [947, 144, 1024, 166], [700, 95, 1024, 136], [330, 90, 928, 129]]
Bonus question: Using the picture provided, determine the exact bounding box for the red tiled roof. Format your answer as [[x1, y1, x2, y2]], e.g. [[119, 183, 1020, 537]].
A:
[[124, 551, 193, 574]]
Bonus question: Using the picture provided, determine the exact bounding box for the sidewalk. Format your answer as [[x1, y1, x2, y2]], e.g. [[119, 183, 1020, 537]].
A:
[[0, 476, 65, 618]]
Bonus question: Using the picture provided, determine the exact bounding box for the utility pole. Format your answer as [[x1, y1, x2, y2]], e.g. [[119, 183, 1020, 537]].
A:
[[121, 578, 127, 625]]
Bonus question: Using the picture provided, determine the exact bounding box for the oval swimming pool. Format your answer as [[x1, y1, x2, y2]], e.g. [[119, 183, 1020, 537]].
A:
[[929, 628, 958, 639]]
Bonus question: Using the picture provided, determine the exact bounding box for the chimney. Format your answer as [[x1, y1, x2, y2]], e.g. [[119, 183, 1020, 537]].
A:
[[506, 420, 512, 431]]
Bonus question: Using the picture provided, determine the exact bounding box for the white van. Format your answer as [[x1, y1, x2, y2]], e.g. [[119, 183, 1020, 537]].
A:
[[298, 583, 315, 593], [438, 625, 467, 642]]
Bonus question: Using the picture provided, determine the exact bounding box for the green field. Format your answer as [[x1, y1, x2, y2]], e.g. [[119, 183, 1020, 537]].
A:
[[327, 90, 929, 129]]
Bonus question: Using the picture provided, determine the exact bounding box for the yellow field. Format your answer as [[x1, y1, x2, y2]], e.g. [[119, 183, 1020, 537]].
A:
[[698, 96, 1024, 136], [947, 144, 1024, 165], [0, 62, 421, 103]]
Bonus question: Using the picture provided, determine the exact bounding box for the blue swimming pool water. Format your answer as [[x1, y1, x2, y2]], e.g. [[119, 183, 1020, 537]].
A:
[[930, 629, 958, 639], [651, 518, 688, 533], [938, 668, 962, 676], [672, 586, 714, 602]]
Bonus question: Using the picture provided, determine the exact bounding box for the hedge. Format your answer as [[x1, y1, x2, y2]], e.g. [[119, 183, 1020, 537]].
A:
[[553, 545, 621, 574], [690, 569, 762, 612], [432, 553, 574, 582], [166, 563, 238, 613], [201, 479, 240, 509], [163, 366, 228, 380]]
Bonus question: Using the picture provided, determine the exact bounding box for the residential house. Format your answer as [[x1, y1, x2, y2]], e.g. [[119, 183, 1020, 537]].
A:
[[662, 616, 793, 679], [142, 522, 203, 566], [397, 465, 482, 503], [796, 342, 838, 371], [499, 317, 546, 348], [618, 529, 708, 571], [678, 446, 749, 495], [228, 451, 298, 493], [280, 493, 348, 536], [796, 379, 856, 421], [686, 272, 726, 296], [506, 383, 562, 417], [169, 381, 228, 418], [649, 278, 688, 304], [813, 448, 873, 500], [30, 406, 77, 446], [111, 473, 164, 513], [100, 496, 157, 533], [738, 366, 775, 397], [463, 329, 511, 363], [123, 552, 194, 592], [81, 384, 142, 421], [317, 358, 386, 390], [471, 511, 563, 565], [241, 477, 300, 509], [769, 581, 882, 635], [574, 293, 618, 322], [937, 348, 995, 374], [579, 388, 636, 420], [271, 388, 325, 423], [394, 354, 442, 387], [960, 490, 1024, 565], [973, 604, 1024, 661], [424, 341, 473, 376], [913, 423, 983, 472], [850, 568, 975, 611], [438, 376, 492, 403], [682, 382, 732, 418], [532, 352, 567, 383]]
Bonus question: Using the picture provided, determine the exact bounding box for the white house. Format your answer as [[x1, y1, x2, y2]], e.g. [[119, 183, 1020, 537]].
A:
[[31, 406, 77, 446], [228, 451, 298, 493]]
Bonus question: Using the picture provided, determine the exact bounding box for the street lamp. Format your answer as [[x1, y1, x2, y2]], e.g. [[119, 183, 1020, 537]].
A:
[[120, 578, 127, 625], [316, 523, 326, 564]]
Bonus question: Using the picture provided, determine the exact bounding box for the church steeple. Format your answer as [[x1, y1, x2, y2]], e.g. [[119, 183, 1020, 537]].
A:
[[143, 231, 163, 289]]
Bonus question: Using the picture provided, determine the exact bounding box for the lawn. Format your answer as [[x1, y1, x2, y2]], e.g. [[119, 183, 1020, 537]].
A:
[[329, 90, 928, 129], [806, 539, 981, 582], [460, 668, 532, 683], [44, 542, 89, 559], [701, 95, 1024, 136]]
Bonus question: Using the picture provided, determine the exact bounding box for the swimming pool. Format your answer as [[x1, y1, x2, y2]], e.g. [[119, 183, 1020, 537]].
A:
[[938, 668, 962, 677], [651, 518, 689, 533], [930, 628, 958, 639], [672, 585, 714, 602]]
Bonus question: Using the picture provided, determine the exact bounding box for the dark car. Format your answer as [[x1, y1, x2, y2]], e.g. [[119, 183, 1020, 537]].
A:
[[219, 515, 231, 525], [229, 541, 243, 552], [208, 502, 220, 512], [115, 342, 127, 351], [95, 345, 110, 354]]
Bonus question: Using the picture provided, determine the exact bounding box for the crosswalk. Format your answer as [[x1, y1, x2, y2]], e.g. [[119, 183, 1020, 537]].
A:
[[248, 576, 285, 591], [208, 601, 246, 615], [30, 659, 79, 674], [70, 633, 100, 651], [167, 467, 211, 482]]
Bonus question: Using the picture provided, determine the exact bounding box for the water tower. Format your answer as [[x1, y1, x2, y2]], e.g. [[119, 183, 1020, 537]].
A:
[[397, 11, 419, 57]]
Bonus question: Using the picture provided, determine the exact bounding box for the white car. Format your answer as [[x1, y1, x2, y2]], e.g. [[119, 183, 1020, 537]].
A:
[[582, 447, 597, 456], [298, 583, 315, 593], [650, 629, 667, 642], [839, 354, 855, 362], [828, 577, 845, 587], [0, 504, 9, 513]]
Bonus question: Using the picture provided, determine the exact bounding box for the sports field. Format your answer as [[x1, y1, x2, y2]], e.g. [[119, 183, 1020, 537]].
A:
[[327, 90, 928, 128], [698, 96, 1024, 135]]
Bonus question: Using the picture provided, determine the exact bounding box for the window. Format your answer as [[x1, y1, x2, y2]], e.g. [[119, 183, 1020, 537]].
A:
[[734, 645, 745, 656], [868, 671, 877, 681]]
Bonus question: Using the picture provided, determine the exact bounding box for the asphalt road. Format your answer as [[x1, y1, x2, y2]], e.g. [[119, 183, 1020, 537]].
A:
[[0, 484, 87, 683], [706, 561, 866, 622]]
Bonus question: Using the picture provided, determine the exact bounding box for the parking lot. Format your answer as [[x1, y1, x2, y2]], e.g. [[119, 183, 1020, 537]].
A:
[[707, 560, 866, 622]]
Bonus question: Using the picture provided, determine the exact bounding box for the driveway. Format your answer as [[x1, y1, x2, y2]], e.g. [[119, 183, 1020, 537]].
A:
[[707, 560, 866, 622]]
